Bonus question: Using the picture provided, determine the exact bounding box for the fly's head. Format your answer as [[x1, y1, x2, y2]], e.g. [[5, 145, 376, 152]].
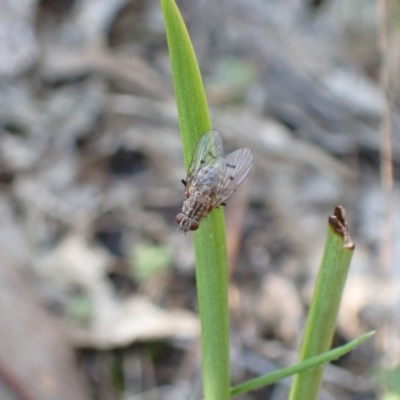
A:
[[175, 212, 199, 233]]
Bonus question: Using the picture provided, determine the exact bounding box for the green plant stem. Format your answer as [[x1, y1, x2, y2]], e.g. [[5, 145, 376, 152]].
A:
[[160, 1, 230, 399], [288, 206, 355, 400]]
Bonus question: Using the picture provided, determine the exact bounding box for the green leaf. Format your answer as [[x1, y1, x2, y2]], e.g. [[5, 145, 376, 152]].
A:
[[230, 331, 374, 397], [380, 395, 400, 400], [130, 243, 172, 282], [67, 294, 93, 325], [376, 366, 400, 394], [288, 206, 356, 400], [160, 1, 230, 399], [211, 57, 254, 89]]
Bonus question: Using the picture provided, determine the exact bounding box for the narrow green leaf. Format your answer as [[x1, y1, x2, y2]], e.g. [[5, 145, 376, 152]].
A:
[[160, 1, 230, 399], [288, 206, 356, 400], [160, 0, 211, 164], [230, 331, 374, 397]]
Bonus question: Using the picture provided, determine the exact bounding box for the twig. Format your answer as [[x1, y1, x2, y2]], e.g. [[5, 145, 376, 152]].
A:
[[377, 0, 396, 368]]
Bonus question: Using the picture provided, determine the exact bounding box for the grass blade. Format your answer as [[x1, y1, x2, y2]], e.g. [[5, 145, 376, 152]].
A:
[[230, 331, 374, 397], [288, 206, 356, 400], [160, 1, 230, 399]]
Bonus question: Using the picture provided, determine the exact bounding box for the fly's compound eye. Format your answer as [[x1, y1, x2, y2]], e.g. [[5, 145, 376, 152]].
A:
[[189, 220, 199, 231], [175, 213, 184, 224]]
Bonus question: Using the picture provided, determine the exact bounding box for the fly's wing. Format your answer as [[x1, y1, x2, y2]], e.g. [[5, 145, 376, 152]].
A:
[[214, 148, 254, 205], [186, 130, 223, 187]]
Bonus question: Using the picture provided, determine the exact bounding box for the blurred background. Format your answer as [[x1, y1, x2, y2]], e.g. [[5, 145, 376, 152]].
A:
[[0, 0, 398, 399]]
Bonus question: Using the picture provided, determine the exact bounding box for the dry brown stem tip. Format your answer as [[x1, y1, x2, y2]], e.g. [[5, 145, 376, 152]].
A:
[[328, 206, 355, 250]]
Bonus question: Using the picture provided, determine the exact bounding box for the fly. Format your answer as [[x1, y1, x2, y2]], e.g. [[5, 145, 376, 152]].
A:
[[176, 130, 254, 233]]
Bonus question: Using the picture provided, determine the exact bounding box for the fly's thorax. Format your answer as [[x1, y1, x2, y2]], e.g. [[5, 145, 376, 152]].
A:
[[182, 189, 216, 222], [188, 182, 213, 197], [196, 165, 220, 187]]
